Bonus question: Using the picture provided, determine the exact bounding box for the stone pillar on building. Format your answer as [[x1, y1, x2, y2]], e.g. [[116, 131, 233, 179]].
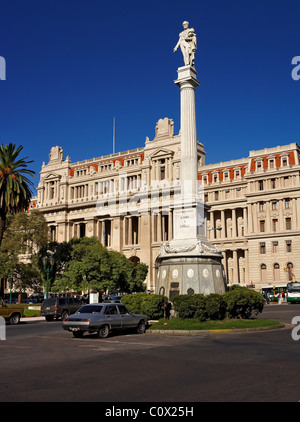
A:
[[232, 209, 237, 238], [221, 210, 225, 239], [233, 249, 239, 284]]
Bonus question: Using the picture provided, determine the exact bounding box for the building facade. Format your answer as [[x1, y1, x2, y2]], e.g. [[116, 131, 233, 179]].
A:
[[201, 142, 300, 290], [32, 118, 300, 292]]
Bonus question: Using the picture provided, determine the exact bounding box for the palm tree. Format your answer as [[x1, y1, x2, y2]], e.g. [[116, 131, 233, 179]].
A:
[[0, 143, 35, 246]]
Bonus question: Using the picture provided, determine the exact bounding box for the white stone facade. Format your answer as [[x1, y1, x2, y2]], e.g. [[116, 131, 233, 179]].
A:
[[200, 142, 300, 290], [32, 123, 300, 292]]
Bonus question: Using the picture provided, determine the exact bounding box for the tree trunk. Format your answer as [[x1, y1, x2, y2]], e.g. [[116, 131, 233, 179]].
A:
[[0, 210, 6, 296]]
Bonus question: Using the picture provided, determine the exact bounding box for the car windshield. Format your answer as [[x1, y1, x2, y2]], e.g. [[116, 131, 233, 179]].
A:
[[77, 305, 103, 314]]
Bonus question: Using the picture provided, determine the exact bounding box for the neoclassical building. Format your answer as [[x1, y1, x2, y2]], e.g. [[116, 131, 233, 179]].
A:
[[32, 117, 300, 292]]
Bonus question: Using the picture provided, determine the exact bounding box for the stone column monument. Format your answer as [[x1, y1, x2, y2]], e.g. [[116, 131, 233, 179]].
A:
[[155, 21, 227, 299]]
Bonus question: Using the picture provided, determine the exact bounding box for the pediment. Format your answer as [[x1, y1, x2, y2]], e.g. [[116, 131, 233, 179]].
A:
[[44, 173, 61, 181], [150, 148, 174, 159]]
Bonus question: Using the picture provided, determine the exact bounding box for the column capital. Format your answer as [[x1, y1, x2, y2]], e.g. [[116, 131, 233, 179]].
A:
[[174, 65, 200, 88]]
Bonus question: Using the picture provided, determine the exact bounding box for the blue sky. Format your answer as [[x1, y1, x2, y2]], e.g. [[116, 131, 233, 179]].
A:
[[0, 0, 299, 192]]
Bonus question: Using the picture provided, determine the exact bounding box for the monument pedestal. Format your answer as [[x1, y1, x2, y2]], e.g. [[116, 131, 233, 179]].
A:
[[155, 65, 227, 299]]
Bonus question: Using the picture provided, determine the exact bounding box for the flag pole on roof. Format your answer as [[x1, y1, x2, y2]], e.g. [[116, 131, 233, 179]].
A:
[[113, 117, 115, 154]]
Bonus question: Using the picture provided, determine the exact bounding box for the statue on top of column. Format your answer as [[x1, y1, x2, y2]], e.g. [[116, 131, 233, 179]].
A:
[[173, 21, 197, 67]]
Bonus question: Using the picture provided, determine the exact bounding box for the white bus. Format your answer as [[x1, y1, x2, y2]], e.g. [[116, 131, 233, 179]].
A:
[[286, 282, 300, 303], [260, 285, 287, 302]]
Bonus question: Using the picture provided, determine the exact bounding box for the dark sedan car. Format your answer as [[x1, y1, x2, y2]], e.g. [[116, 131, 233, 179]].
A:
[[62, 303, 148, 338]]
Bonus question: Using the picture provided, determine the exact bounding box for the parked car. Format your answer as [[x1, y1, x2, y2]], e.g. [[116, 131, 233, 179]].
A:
[[25, 294, 45, 304], [41, 297, 82, 321], [0, 298, 25, 324], [103, 295, 124, 303], [62, 303, 148, 338]]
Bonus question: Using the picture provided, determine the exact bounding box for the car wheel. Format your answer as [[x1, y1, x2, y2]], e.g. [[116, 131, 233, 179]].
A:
[[45, 316, 54, 322], [136, 320, 146, 334], [98, 325, 109, 338], [10, 313, 20, 325], [72, 331, 84, 338]]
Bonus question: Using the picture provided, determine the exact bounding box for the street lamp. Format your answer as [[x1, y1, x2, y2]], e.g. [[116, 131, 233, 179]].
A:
[[42, 256, 54, 299]]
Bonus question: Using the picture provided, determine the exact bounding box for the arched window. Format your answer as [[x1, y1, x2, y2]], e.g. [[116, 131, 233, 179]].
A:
[[261, 264, 267, 283], [159, 286, 165, 296], [273, 263, 280, 281], [129, 256, 140, 267]]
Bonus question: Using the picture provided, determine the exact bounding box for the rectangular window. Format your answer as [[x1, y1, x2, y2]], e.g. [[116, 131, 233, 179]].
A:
[[272, 241, 278, 253], [132, 216, 139, 245], [272, 219, 278, 232], [260, 242, 266, 254], [271, 178, 276, 189], [260, 220, 265, 232], [104, 220, 111, 247], [258, 180, 264, 191], [285, 199, 291, 209], [259, 202, 265, 212], [286, 218, 292, 230], [286, 240, 292, 253]]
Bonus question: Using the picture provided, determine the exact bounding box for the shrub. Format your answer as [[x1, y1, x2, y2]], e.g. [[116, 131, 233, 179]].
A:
[[171, 287, 264, 322], [140, 294, 168, 320], [172, 294, 198, 319], [121, 293, 146, 314], [193, 294, 207, 322], [205, 294, 227, 320], [121, 293, 168, 319], [224, 286, 264, 319]]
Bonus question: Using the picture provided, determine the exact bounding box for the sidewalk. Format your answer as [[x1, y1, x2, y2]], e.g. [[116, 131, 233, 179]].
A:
[[21, 316, 45, 322]]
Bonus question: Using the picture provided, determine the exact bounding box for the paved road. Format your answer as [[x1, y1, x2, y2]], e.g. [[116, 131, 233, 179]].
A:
[[1, 304, 300, 403]]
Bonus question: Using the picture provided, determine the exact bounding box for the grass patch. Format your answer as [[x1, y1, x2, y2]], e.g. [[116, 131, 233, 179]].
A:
[[24, 308, 41, 317], [149, 317, 281, 331]]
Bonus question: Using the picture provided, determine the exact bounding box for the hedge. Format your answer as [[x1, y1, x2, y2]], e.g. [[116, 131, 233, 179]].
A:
[[224, 285, 264, 319], [172, 286, 264, 321], [121, 293, 168, 320]]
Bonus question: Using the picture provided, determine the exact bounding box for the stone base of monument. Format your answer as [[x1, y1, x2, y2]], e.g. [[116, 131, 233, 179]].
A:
[[155, 240, 227, 300]]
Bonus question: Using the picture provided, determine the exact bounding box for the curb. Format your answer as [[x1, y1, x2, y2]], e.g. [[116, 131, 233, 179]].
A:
[[146, 323, 285, 335], [21, 316, 45, 322]]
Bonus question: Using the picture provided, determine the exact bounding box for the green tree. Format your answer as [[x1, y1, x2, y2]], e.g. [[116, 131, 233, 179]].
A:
[[108, 250, 135, 293], [0, 210, 48, 293], [132, 262, 148, 292], [51, 237, 148, 295], [4, 210, 48, 255], [38, 241, 72, 293], [59, 237, 111, 293], [13, 260, 43, 294], [0, 143, 35, 246]]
